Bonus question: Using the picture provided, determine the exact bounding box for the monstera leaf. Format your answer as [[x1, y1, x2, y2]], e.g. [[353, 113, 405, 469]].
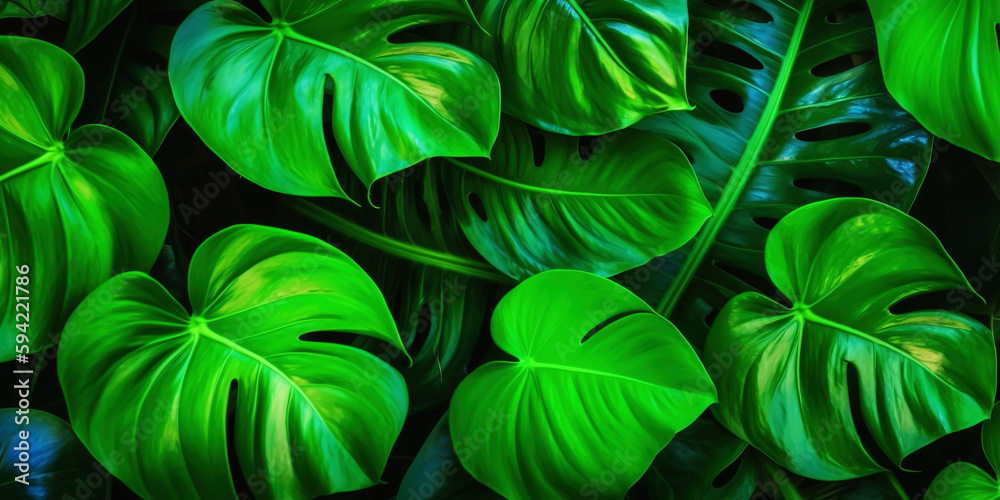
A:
[[74, 0, 206, 153], [705, 198, 996, 480], [57, 225, 409, 499], [0, 409, 108, 499], [630, 0, 933, 348], [868, 1, 1000, 161], [450, 270, 716, 499], [169, 0, 501, 198], [0, 36, 167, 362], [925, 402, 1000, 499], [0, 0, 64, 19], [455, 0, 690, 134], [289, 165, 511, 412], [63, 0, 132, 53], [444, 118, 711, 280]]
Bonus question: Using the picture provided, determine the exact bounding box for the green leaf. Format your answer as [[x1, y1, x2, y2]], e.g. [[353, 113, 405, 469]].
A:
[[450, 270, 716, 499], [74, 0, 207, 154], [0, 0, 65, 19], [169, 0, 501, 199], [631, 0, 933, 348], [0, 36, 167, 362], [57, 224, 409, 499], [288, 165, 510, 412], [444, 118, 711, 280], [705, 198, 996, 480], [455, 0, 690, 134], [628, 415, 757, 500], [0, 409, 108, 499], [64, 0, 132, 54], [868, 1, 1000, 161], [398, 412, 504, 499]]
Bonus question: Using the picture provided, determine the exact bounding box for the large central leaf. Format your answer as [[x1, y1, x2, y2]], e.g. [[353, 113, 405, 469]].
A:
[[58, 225, 409, 499], [169, 0, 501, 198], [630, 0, 932, 346]]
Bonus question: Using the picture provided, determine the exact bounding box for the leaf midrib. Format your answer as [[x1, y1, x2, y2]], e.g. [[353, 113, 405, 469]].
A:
[[656, 0, 814, 317]]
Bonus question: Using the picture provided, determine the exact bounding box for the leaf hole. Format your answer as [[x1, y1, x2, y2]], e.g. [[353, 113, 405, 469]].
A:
[[581, 311, 646, 343], [752, 216, 780, 230], [846, 363, 894, 469], [526, 125, 546, 167], [825, 1, 867, 23], [225, 381, 254, 498], [794, 122, 871, 142], [697, 41, 765, 70], [710, 89, 745, 113], [810, 51, 875, 77], [792, 178, 864, 197], [468, 192, 488, 222], [578, 135, 601, 161], [701, 0, 773, 23]]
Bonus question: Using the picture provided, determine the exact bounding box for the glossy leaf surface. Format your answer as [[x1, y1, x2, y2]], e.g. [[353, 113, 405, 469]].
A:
[[58, 225, 408, 499], [456, 0, 690, 134], [868, 0, 1000, 161], [0, 409, 107, 499], [446, 119, 711, 280], [170, 0, 501, 198], [450, 270, 716, 499], [0, 0, 64, 19], [632, 0, 932, 348], [0, 36, 167, 362], [706, 198, 996, 480]]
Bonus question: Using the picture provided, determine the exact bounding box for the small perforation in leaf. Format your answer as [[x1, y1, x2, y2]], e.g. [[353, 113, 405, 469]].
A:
[[752, 216, 779, 230], [468, 192, 488, 222], [701, 0, 773, 23], [578, 135, 601, 161], [846, 363, 894, 469], [825, 1, 867, 24], [710, 89, 745, 113], [996, 23, 999, 53], [696, 42, 764, 70], [526, 125, 546, 167], [225, 381, 253, 497], [810, 51, 875, 77], [580, 310, 646, 343], [794, 122, 871, 142], [792, 178, 864, 197]]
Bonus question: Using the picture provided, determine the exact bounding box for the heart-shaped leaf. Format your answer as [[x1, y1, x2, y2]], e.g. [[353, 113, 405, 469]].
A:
[[450, 270, 716, 499], [631, 0, 933, 349], [0, 409, 109, 499], [445, 119, 711, 280], [455, 0, 690, 134], [0, 36, 167, 362], [868, 1, 1000, 161], [58, 225, 408, 499], [169, 0, 501, 198], [706, 198, 996, 480]]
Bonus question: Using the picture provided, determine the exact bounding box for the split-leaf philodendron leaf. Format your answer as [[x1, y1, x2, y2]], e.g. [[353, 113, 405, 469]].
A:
[[456, 0, 690, 135], [0, 409, 108, 499], [868, 0, 1000, 161], [169, 0, 501, 199], [450, 270, 716, 499], [925, 402, 1000, 499], [0, 36, 167, 362], [445, 118, 711, 280], [631, 0, 933, 348], [706, 198, 997, 480], [57, 225, 409, 500]]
